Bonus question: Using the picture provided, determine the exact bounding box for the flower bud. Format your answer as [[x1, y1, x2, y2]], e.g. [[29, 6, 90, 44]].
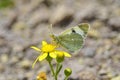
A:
[[56, 52, 64, 63], [64, 68, 72, 77]]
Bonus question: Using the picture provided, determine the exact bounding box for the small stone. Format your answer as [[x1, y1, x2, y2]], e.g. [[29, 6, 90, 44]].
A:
[[91, 20, 104, 29], [111, 75, 120, 80], [12, 21, 28, 37], [113, 54, 120, 63], [82, 47, 96, 57], [99, 69, 108, 76], [112, 33, 120, 45], [49, 5, 73, 26], [20, 59, 31, 69], [12, 21, 27, 32], [78, 58, 84, 65], [27, 7, 50, 28], [75, 5, 96, 22], [88, 29, 100, 39], [96, 47, 104, 54], [108, 17, 120, 31], [11, 56, 19, 64], [99, 75, 111, 80], [1, 54, 8, 63], [0, 63, 5, 72], [96, 7, 109, 21], [0, 37, 7, 46], [26, 72, 34, 79], [84, 58, 95, 67], [78, 71, 96, 80], [12, 44, 25, 53], [113, 9, 120, 16], [99, 69, 111, 80], [0, 47, 10, 55], [22, 77, 28, 80]]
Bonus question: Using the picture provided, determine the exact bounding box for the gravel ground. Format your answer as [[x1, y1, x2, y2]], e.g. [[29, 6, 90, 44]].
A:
[[0, 0, 120, 80]]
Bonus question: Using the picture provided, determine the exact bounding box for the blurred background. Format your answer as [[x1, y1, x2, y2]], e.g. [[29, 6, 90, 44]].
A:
[[0, 0, 120, 80]]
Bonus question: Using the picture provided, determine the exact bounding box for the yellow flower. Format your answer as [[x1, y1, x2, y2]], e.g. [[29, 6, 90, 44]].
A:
[[36, 72, 47, 80], [55, 50, 71, 63], [31, 41, 71, 68], [31, 41, 56, 68], [55, 50, 71, 58]]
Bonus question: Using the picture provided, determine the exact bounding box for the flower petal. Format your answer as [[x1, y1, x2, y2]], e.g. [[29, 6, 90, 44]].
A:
[[41, 44, 56, 52], [63, 52, 71, 57], [32, 55, 41, 68], [39, 53, 48, 61], [31, 46, 41, 52], [49, 52, 57, 58], [42, 41, 47, 46]]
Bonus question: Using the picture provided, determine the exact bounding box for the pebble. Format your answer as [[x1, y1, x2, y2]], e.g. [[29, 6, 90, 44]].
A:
[[82, 47, 96, 57], [112, 33, 120, 45], [88, 29, 100, 39], [27, 7, 50, 28], [91, 20, 104, 29], [78, 70, 96, 80], [0, 37, 7, 46], [0, 54, 8, 63], [75, 4, 97, 22], [12, 21, 27, 34], [0, 63, 5, 72], [19, 59, 31, 69], [108, 17, 120, 31], [98, 67, 112, 80], [111, 75, 120, 80], [10, 56, 19, 64], [49, 5, 73, 26]]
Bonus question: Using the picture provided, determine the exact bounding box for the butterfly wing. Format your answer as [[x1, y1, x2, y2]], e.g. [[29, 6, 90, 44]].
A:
[[61, 23, 90, 37], [57, 33, 83, 52], [53, 23, 90, 52]]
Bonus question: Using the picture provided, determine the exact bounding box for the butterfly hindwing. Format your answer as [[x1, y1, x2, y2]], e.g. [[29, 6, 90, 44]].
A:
[[58, 33, 83, 52]]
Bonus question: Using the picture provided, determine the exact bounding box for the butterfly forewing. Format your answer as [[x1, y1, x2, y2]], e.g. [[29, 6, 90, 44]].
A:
[[78, 23, 90, 37]]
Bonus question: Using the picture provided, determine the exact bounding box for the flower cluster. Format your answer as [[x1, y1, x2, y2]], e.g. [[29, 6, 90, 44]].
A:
[[31, 41, 71, 68]]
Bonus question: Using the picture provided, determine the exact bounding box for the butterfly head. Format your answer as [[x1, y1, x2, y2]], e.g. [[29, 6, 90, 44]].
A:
[[50, 34, 60, 45]]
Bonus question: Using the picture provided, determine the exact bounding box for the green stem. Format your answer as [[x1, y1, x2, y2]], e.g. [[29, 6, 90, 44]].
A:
[[55, 63, 59, 80], [48, 61, 55, 76], [55, 75, 57, 80], [64, 76, 68, 80], [56, 63, 62, 76], [48, 60, 58, 80], [56, 63, 59, 75]]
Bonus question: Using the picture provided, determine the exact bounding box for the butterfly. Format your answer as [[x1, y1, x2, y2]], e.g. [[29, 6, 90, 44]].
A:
[[50, 23, 90, 52]]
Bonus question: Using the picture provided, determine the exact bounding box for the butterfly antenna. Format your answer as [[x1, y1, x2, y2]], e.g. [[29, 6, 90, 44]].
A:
[[48, 24, 57, 45], [48, 24, 53, 36], [48, 24, 55, 41]]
